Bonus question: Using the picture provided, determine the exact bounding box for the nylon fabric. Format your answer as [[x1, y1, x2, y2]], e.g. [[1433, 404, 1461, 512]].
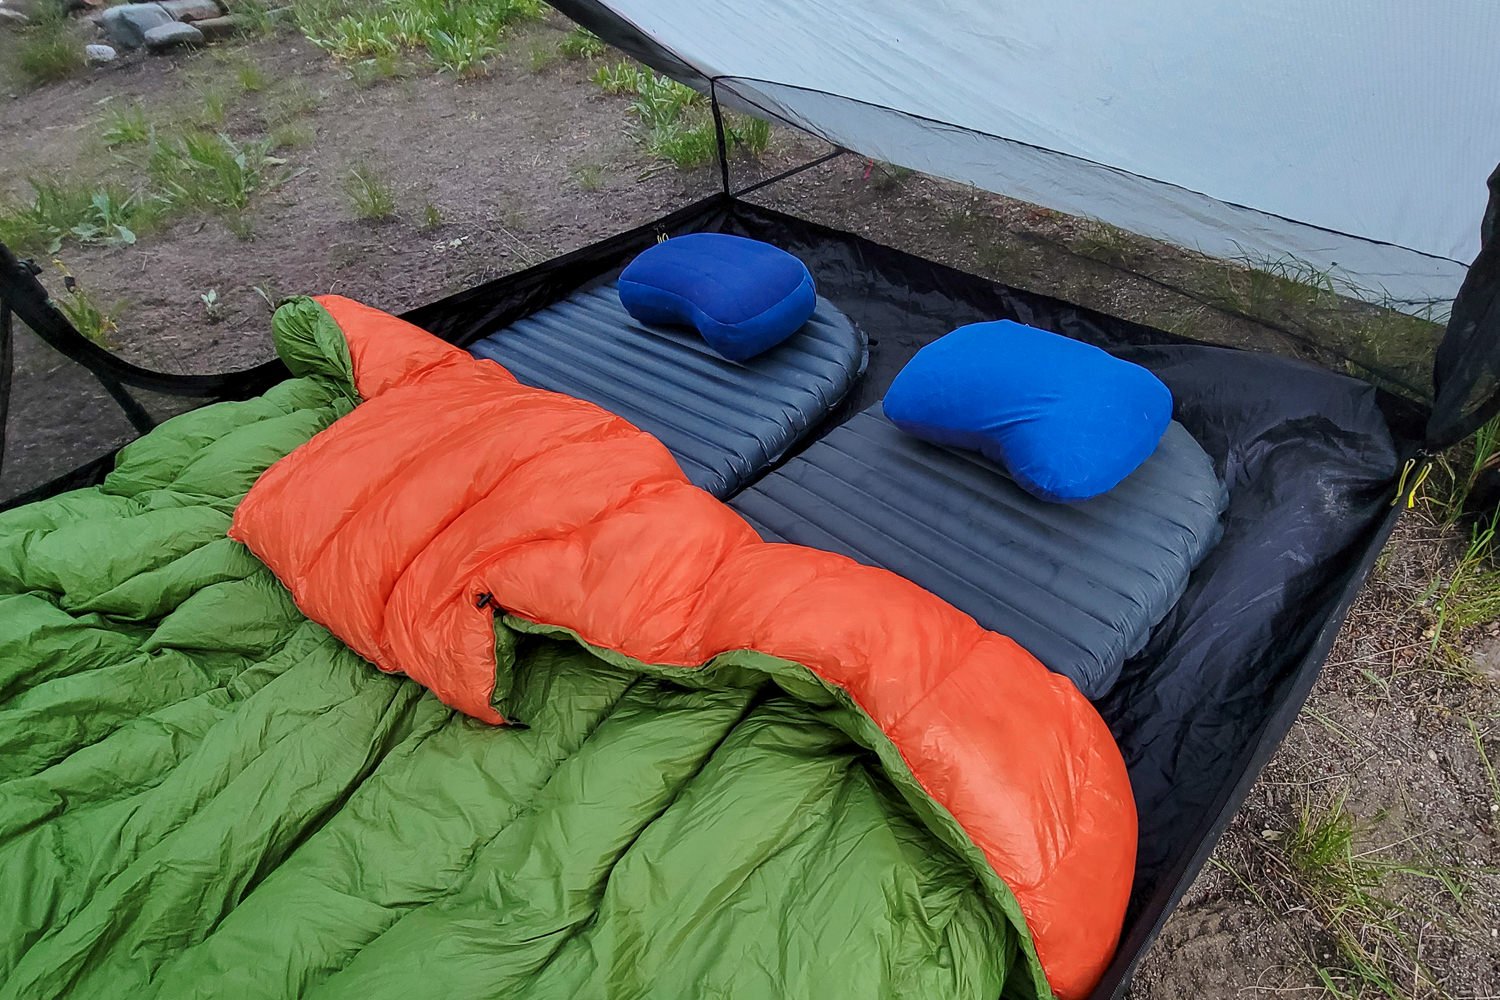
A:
[[467, 279, 865, 497], [0, 306, 1030, 1000], [230, 295, 1137, 999], [732, 409, 1227, 698]]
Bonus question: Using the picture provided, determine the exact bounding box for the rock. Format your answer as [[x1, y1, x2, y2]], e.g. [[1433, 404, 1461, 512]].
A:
[[0, 0, 37, 26], [84, 42, 117, 64], [156, 0, 220, 20], [189, 13, 240, 38], [100, 2, 172, 49], [1472, 635, 1500, 682], [143, 18, 202, 49]]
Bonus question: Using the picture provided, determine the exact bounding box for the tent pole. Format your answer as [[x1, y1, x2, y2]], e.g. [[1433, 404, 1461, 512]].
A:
[[709, 79, 731, 196]]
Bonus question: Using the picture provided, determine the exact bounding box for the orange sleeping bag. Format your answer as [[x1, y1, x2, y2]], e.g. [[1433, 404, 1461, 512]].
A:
[[231, 294, 1137, 1000]]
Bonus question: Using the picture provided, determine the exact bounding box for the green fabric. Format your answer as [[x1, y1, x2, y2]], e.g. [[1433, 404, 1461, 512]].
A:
[[0, 303, 1046, 1000]]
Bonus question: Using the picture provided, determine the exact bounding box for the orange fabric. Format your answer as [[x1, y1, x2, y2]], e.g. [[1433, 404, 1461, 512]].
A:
[[230, 296, 1137, 1000]]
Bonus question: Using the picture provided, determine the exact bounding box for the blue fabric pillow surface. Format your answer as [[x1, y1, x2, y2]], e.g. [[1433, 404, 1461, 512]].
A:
[[618, 233, 816, 361], [882, 320, 1173, 502]]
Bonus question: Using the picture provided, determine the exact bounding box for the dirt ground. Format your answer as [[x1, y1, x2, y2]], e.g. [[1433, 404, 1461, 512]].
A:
[[3, 11, 1498, 998]]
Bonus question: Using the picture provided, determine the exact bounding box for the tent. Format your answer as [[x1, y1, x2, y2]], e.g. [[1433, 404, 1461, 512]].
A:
[[2, 3, 1499, 997]]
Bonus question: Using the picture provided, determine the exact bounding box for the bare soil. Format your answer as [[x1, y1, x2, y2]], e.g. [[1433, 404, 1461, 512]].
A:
[[3, 13, 1497, 998]]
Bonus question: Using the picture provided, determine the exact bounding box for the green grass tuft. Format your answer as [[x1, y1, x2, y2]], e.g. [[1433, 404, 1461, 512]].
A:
[[298, 0, 544, 75], [592, 59, 646, 95], [644, 118, 718, 170], [730, 115, 771, 157], [627, 72, 700, 130], [1072, 218, 1135, 267], [149, 131, 281, 216], [420, 202, 444, 229], [16, 8, 81, 88], [527, 41, 561, 73], [268, 122, 315, 150], [53, 275, 120, 347], [195, 85, 232, 127], [0, 181, 150, 255], [349, 51, 405, 86], [1428, 510, 1500, 649], [572, 163, 604, 192], [344, 163, 396, 220], [558, 26, 605, 60], [1436, 414, 1500, 522], [101, 103, 152, 147], [236, 61, 270, 92]]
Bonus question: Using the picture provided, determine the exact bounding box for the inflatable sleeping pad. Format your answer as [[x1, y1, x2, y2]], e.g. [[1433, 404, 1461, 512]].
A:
[[468, 281, 866, 498], [731, 407, 1229, 698]]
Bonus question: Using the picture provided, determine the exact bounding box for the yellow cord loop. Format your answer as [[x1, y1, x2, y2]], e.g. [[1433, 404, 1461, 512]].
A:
[[1392, 458, 1432, 509]]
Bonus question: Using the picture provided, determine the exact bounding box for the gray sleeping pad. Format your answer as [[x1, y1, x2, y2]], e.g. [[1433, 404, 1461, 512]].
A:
[[469, 281, 866, 499], [730, 408, 1229, 698]]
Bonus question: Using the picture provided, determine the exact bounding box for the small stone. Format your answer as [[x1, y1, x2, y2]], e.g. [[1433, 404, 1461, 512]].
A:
[[142, 19, 202, 49], [156, 0, 221, 20], [189, 13, 240, 38], [100, 3, 172, 49], [1470, 635, 1500, 682], [1427, 749, 1439, 763], [84, 42, 117, 64], [0, 0, 38, 22]]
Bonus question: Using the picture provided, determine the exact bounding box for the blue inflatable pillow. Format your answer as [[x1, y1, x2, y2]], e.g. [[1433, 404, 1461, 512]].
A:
[[618, 233, 816, 361], [883, 320, 1173, 502]]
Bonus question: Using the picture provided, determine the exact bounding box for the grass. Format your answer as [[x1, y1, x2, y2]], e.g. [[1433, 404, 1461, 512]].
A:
[[867, 160, 913, 192], [1436, 414, 1500, 521], [15, 7, 81, 88], [1072, 218, 1135, 267], [1467, 718, 1500, 824], [559, 26, 605, 60], [236, 61, 270, 93], [644, 118, 719, 169], [1426, 509, 1500, 649], [52, 269, 120, 347], [264, 79, 324, 123], [729, 114, 772, 157], [344, 164, 397, 220], [1277, 793, 1448, 997], [149, 131, 282, 217], [268, 122, 315, 150], [222, 0, 281, 37], [572, 164, 604, 192], [0, 181, 151, 255], [349, 52, 405, 86], [101, 104, 153, 147], [421, 202, 444, 229], [592, 59, 647, 95], [589, 65, 771, 169], [528, 41, 561, 73], [297, 0, 545, 75], [195, 85, 232, 128]]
